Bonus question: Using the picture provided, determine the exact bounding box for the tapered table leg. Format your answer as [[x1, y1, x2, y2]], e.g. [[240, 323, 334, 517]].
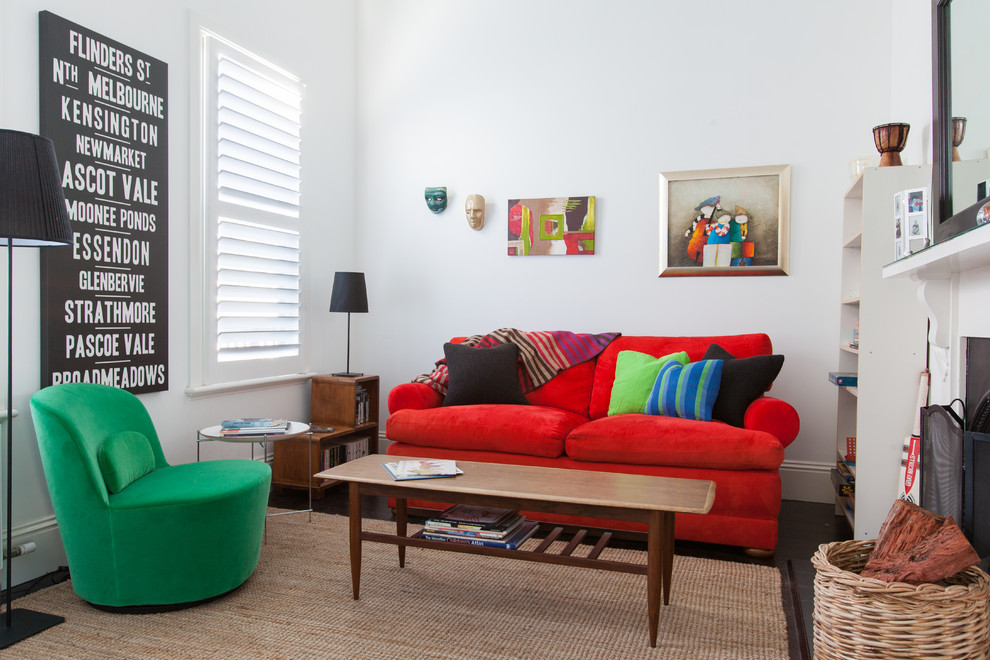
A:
[[647, 510, 661, 647], [661, 511, 674, 606], [348, 482, 362, 599], [396, 497, 407, 568]]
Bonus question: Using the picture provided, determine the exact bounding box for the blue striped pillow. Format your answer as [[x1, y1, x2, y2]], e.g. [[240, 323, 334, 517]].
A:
[[644, 359, 723, 421]]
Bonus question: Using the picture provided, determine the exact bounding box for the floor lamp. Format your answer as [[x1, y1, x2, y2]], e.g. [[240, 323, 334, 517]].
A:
[[0, 130, 72, 647], [329, 272, 368, 377]]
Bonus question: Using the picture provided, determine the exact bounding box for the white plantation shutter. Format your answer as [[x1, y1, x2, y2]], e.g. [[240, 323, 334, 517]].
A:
[[195, 30, 307, 386]]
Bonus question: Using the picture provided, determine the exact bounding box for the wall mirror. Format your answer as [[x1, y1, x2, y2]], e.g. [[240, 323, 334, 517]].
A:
[[933, 0, 990, 242]]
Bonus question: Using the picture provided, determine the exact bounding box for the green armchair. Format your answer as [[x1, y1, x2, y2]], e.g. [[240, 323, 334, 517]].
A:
[[30, 383, 272, 608]]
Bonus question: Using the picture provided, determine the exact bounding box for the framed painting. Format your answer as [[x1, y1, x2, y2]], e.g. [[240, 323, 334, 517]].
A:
[[659, 164, 790, 276], [507, 196, 595, 256]]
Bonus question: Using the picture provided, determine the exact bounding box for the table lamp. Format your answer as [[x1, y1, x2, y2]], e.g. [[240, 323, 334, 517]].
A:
[[0, 130, 72, 647], [329, 272, 367, 377]]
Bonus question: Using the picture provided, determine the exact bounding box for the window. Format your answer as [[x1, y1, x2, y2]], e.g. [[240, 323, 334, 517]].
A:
[[190, 29, 308, 392]]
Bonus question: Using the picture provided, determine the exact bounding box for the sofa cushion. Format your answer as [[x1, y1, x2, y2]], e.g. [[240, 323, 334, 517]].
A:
[[644, 359, 723, 421], [607, 350, 688, 416], [525, 359, 597, 416], [565, 414, 784, 470], [387, 405, 587, 458], [442, 342, 529, 407], [702, 343, 784, 427], [589, 334, 773, 420]]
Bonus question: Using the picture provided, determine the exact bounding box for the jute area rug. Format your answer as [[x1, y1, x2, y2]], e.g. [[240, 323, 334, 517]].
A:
[[8, 511, 788, 659]]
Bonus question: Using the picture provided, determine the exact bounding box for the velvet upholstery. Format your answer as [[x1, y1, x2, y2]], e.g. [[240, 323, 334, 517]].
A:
[[588, 334, 773, 420], [30, 383, 272, 607], [564, 414, 784, 470], [386, 332, 798, 552], [442, 342, 529, 406], [386, 442, 782, 550], [97, 430, 156, 494], [387, 404, 586, 458]]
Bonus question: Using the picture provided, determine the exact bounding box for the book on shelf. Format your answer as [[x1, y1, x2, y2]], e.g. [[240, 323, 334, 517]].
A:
[[424, 514, 525, 540], [381, 459, 462, 480], [354, 385, 370, 425], [421, 520, 539, 550], [831, 467, 855, 496], [320, 435, 371, 470], [828, 371, 858, 387], [428, 503, 518, 529]]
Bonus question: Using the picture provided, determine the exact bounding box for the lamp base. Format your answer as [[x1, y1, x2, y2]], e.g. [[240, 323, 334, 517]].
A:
[[331, 371, 364, 378], [0, 608, 65, 648]]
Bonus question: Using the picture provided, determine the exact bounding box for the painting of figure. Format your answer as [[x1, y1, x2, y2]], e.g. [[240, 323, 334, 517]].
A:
[[659, 165, 790, 276]]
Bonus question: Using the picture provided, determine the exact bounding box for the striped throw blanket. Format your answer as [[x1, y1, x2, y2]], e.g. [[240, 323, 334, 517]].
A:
[[414, 328, 620, 395]]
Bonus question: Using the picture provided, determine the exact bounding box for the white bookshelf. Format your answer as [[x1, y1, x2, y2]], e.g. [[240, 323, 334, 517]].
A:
[[836, 166, 930, 539]]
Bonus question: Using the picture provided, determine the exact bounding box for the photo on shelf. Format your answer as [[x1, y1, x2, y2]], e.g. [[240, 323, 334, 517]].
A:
[[893, 187, 930, 260]]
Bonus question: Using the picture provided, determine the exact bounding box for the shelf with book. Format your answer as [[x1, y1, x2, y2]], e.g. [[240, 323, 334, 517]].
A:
[[415, 505, 539, 550], [272, 375, 379, 498], [834, 166, 928, 538]]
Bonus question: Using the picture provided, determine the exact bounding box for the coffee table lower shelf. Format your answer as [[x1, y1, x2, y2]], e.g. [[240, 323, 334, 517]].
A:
[[318, 455, 715, 649], [348, 487, 677, 648]]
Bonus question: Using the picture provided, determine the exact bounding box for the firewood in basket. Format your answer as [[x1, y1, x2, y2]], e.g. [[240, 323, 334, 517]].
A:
[[861, 499, 981, 584]]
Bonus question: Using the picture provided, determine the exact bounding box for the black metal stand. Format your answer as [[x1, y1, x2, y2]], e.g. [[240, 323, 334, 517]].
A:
[[332, 312, 363, 377], [1, 243, 63, 648]]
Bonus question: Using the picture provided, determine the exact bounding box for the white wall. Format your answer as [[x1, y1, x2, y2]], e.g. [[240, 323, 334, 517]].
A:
[[353, 0, 894, 502], [0, 0, 357, 584], [0, 0, 933, 586]]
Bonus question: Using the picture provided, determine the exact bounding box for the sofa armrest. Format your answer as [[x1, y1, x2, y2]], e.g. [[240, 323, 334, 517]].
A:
[[387, 382, 443, 415], [743, 396, 800, 449]]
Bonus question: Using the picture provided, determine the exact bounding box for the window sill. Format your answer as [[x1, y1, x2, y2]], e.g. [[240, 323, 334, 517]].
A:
[[185, 371, 317, 399]]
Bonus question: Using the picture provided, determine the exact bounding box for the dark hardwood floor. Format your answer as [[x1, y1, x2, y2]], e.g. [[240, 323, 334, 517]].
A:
[[11, 487, 850, 660]]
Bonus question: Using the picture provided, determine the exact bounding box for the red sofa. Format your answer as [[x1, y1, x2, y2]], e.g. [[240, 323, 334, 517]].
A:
[[386, 333, 800, 553]]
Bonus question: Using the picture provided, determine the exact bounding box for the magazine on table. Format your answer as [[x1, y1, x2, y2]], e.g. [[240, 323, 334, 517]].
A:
[[381, 459, 463, 480]]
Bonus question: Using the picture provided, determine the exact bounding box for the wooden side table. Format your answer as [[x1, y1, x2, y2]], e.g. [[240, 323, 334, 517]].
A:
[[272, 375, 379, 498]]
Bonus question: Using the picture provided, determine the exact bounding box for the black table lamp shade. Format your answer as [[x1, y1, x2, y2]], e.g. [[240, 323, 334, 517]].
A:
[[0, 129, 71, 647], [329, 272, 367, 377]]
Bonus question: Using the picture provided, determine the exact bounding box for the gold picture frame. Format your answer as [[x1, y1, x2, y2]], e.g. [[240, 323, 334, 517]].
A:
[[659, 164, 790, 277]]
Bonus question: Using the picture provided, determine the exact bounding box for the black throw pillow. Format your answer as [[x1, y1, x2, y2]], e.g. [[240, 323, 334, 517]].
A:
[[702, 343, 784, 427], [441, 342, 530, 407]]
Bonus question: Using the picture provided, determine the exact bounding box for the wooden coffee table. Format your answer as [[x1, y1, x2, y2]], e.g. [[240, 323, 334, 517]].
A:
[[317, 455, 715, 647]]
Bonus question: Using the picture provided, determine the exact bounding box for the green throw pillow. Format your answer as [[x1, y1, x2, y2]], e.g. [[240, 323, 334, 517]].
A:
[[607, 350, 689, 416], [98, 430, 156, 494], [644, 359, 724, 422]]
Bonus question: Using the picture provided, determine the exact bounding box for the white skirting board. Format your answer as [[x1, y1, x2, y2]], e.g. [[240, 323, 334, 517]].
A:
[[3, 515, 66, 589], [780, 459, 835, 503]]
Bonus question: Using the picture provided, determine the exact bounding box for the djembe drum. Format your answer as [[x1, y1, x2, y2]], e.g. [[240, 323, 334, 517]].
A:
[[873, 122, 910, 167]]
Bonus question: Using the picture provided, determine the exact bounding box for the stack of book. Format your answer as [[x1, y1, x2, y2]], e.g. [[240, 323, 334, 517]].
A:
[[355, 385, 370, 425], [420, 504, 538, 550], [219, 417, 290, 436], [321, 436, 371, 470]]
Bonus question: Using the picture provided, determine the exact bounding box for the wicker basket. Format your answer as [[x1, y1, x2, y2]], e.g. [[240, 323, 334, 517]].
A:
[[812, 539, 990, 659]]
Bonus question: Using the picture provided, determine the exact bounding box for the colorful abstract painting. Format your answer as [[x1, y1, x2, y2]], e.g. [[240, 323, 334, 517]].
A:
[[507, 196, 595, 256], [659, 165, 790, 276]]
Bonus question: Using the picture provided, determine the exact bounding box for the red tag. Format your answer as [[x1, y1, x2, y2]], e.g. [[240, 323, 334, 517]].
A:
[[904, 436, 920, 492]]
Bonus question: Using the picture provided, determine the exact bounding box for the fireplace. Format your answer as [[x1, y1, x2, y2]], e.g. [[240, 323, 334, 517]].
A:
[[964, 337, 990, 558]]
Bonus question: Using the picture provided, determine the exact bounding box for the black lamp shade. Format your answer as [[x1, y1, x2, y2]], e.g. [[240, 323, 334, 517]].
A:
[[0, 130, 72, 246], [329, 272, 368, 313]]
